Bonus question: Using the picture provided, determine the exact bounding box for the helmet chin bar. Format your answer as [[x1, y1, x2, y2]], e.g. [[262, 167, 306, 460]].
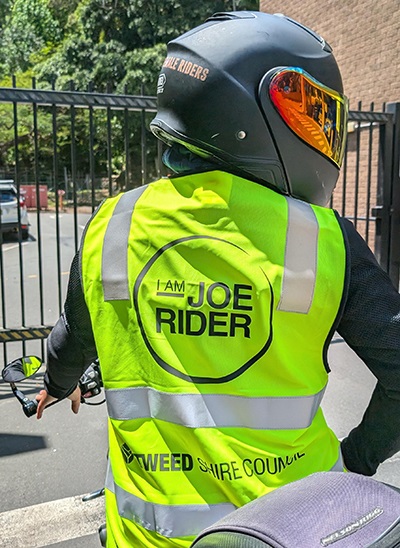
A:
[[152, 116, 339, 207], [151, 119, 291, 197], [234, 159, 291, 196]]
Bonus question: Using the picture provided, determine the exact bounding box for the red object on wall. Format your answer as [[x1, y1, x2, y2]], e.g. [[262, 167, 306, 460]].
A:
[[20, 185, 48, 210]]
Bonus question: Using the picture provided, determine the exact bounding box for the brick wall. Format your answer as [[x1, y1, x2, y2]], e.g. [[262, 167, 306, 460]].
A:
[[259, 0, 400, 108]]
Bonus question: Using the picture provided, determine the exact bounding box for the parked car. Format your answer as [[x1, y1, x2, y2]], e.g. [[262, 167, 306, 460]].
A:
[[0, 180, 29, 240]]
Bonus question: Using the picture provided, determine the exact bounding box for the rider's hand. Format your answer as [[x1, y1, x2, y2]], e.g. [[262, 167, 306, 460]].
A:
[[35, 386, 81, 419]]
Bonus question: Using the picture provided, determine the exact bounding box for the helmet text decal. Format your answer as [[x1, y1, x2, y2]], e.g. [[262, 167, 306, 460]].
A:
[[162, 56, 210, 82]]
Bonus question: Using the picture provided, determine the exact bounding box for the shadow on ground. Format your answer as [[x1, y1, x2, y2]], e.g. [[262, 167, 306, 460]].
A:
[[0, 433, 47, 457]]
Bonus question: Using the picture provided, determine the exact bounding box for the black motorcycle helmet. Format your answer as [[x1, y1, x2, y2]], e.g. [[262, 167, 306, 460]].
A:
[[150, 11, 348, 206]]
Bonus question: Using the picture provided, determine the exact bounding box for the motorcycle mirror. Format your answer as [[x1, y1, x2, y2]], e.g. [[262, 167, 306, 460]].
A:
[[2, 356, 43, 383]]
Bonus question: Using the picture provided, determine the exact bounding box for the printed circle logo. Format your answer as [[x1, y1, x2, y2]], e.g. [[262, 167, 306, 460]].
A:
[[134, 236, 274, 384], [157, 73, 166, 94]]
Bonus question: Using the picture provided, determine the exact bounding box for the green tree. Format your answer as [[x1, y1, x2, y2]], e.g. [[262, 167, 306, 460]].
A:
[[37, 0, 259, 92], [0, 74, 56, 181], [47, 0, 80, 31], [0, 0, 12, 30], [0, 0, 61, 74]]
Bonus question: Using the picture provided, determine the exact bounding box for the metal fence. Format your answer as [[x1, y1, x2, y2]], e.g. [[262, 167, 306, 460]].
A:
[[0, 81, 161, 365], [331, 102, 400, 284], [0, 81, 399, 365]]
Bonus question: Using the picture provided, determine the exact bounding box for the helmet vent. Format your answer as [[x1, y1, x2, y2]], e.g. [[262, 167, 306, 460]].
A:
[[275, 14, 332, 53], [206, 12, 257, 22]]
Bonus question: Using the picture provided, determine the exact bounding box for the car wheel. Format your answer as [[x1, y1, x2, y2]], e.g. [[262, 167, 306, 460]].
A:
[[21, 229, 29, 240]]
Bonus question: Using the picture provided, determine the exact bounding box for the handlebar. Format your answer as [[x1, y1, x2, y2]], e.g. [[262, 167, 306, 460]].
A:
[[10, 384, 39, 417], [3, 357, 104, 417]]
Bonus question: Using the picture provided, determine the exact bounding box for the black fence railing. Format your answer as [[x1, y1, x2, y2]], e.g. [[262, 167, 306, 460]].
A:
[[333, 103, 400, 281], [0, 81, 163, 366]]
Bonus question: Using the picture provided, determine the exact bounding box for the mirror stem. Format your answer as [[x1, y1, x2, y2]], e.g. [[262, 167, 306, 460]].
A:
[[11, 383, 29, 405]]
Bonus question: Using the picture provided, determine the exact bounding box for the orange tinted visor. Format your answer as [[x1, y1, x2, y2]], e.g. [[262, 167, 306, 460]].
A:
[[269, 67, 348, 167]]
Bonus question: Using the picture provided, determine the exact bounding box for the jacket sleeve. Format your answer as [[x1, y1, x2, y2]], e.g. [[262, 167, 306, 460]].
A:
[[337, 217, 400, 475], [44, 251, 97, 399]]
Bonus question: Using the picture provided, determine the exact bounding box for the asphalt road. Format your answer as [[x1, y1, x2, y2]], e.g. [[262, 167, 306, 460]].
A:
[[1, 211, 399, 546]]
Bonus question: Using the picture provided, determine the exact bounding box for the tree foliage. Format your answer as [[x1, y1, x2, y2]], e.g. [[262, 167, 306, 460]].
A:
[[0, 0, 12, 30], [0, 0, 259, 91], [0, 0, 61, 74]]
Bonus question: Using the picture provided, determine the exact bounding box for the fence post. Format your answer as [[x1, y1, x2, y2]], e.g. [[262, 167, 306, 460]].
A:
[[385, 103, 400, 289]]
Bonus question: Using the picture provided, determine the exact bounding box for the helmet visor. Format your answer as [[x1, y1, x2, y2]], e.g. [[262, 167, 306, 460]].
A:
[[269, 67, 348, 167]]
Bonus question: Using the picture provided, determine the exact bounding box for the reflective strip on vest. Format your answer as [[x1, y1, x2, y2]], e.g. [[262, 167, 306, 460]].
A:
[[102, 185, 147, 301], [105, 462, 236, 538], [105, 386, 326, 430], [278, 197, 318, 314], [331, 450, 344, 472]]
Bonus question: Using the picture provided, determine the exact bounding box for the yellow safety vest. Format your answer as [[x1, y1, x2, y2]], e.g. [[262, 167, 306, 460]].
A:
[[80, 171, 347, 547]]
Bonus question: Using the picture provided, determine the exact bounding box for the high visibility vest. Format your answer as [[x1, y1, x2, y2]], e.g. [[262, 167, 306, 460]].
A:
[[80, 171, 347, 548]]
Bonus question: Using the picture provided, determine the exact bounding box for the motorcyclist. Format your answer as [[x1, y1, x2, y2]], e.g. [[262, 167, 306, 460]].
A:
[[36, 11, 400, 548]]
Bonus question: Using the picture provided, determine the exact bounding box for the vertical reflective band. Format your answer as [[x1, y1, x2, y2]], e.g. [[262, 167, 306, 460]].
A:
[[278, 197, 318, 314], [102, 185, 147, 301], [331, 450, 344, 472], [105, 462, 236, 538]]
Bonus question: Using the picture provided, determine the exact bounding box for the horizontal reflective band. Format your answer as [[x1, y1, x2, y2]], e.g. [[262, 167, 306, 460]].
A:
[[269, 67, 348, 167], [278, 197, 318, 314], [105, 463, 236, 538], [102, 185, 147, 301], [106, 386, 325, 430]]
